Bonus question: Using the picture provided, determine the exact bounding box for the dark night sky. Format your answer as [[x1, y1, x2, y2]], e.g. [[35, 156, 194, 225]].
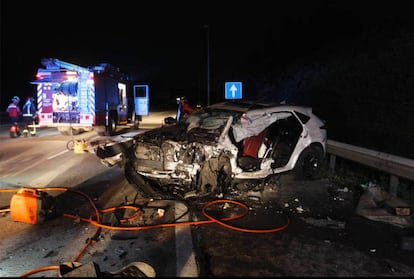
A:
[[0, 1, 366, 104], [1, 0, 412, 106]]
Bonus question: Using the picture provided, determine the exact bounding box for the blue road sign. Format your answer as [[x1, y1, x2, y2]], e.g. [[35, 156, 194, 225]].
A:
[[134, 85, 150, 115], [225, 82, 242, 99]]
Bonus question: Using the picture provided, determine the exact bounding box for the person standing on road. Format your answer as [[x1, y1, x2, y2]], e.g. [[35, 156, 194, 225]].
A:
[[22, 96, 37, 131], [6, 96, 21, 123], [178, 96, 193, 121]]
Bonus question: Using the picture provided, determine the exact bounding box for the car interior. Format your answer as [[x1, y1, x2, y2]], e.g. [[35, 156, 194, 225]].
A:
[[234, 115, 303, 172]]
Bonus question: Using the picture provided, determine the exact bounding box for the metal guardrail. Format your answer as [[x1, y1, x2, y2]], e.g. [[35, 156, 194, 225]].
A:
[[326, 139, 414, 196]]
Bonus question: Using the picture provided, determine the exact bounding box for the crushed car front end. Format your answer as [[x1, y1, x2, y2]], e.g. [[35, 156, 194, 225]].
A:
[[96, 101, 327, 199]]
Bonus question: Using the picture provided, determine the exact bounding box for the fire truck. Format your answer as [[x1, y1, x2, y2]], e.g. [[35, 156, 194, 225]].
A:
[[31, 58, 149, 136]]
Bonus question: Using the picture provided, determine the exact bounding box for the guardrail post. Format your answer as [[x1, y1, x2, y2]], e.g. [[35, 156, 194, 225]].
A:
[[329, 154, 336, 172], [389, 175, 399, 197]]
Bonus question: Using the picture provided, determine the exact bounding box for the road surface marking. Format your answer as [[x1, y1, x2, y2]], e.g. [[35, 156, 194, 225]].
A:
[[175, 201, 198, 276], [47, 149, 69, 160]]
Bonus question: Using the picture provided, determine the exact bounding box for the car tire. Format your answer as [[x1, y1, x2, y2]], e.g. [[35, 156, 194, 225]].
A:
[[294, 146, 324, 180], [106, 117, 117, 136]]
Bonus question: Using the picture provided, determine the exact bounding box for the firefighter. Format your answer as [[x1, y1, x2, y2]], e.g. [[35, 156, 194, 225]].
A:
[[7, 96, 21, 123], [21, 96, 37, 136], [178, 96, 193, 121], [7, 96, 21, 137]]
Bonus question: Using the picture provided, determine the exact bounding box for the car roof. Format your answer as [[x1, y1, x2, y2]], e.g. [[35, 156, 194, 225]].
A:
[[208, 100, 313, 115]]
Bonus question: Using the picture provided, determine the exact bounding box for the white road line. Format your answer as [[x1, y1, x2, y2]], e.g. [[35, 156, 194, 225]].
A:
[[175, 201, 199, 277], [47, 149, 69, 160]]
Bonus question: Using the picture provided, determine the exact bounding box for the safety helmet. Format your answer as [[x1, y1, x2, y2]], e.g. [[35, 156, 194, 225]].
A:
[[12, 96, 20, 102], [180, 96, 188, 102]]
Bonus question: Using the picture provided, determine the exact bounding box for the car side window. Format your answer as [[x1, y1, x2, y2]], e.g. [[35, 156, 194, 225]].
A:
[[295, 111, 311, 124]]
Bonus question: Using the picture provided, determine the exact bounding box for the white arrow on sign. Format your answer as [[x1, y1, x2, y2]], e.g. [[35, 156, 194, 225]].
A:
[[230, 84, 237, 98]]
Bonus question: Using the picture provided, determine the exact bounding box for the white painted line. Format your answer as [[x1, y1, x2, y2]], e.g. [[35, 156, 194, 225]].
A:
[[175, 201, 199, 277], [47, 149, 69, 160]]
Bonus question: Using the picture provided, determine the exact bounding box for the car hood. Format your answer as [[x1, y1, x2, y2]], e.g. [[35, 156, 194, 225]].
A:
[[135, 121, 224, 146]]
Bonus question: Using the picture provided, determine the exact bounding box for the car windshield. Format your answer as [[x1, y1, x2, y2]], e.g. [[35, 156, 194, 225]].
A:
[[231, 110, 292, 142], [185, 106, 292, 143], [186, 108, 240, 130]]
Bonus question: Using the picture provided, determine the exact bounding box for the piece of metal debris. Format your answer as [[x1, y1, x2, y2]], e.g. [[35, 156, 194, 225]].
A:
[[301, 216, 346, 229], [296, 206, 305, 213], [157, 209, 165, 217]]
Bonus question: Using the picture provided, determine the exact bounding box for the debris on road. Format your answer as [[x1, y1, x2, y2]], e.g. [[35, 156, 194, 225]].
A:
[[356, 186, 413, 228], [301, 216, 346, 229]]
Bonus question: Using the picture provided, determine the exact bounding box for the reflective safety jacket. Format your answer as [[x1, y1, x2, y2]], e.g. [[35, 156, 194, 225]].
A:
[[7, 103, 20, 118], [22, 101, 36, 117]]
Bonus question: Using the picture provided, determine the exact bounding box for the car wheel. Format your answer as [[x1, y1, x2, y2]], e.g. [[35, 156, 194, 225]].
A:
[[106, 117, 117, 136], [294, 146, 323, 180]]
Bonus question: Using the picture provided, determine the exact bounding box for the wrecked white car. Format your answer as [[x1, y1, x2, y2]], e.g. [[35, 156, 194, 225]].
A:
[[96, 101, 327, 199]]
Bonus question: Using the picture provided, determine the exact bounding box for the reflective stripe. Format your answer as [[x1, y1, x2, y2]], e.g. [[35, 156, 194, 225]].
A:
[[7, 105, 19, 117]]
